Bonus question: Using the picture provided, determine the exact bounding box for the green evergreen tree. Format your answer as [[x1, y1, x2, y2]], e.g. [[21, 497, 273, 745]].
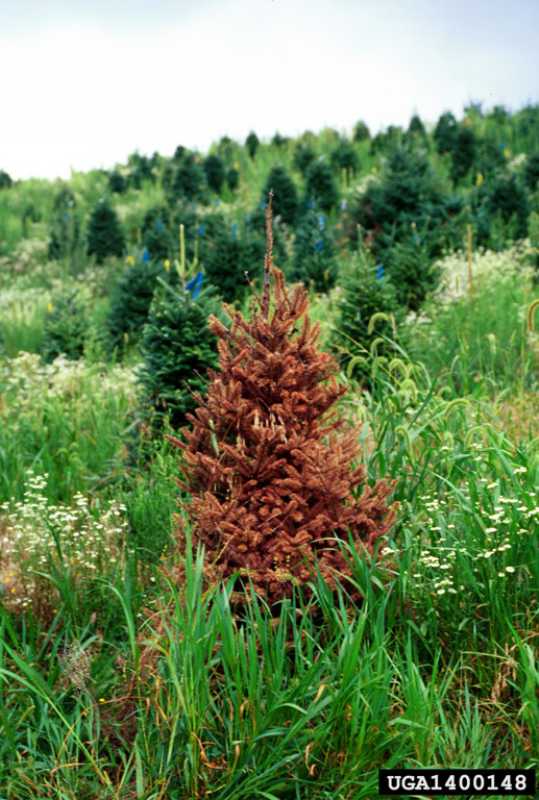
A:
[[172, 154, 207, 202], [353, 120, 370, 142], [262, 166, 299, 225], [450, 126, 478, 183], [173, 145, 187, 162], [106, 258, 169, 350], [142, 206, 173, 262], [41, 289, 89, 362], [217, 136, 237, 164], [433, 111, 458, 154], [489, 105, 510, 124], [487, 174, 530, 239], [330, 140, 359, 176], [108, 170, 127, 194], [271, 132, 289, 148], [370, 126, 403, 155], [87, 198, 125, 263], [138, 284, 220, 429], [199, 215, 249, 302], [226, 167, 240, 192], [330, 250, 401, 381], [203, 154, 226, 194], [127, 152, 155, 188], [245, 131, 260, 159], [475, 138, 505, 176], [407, 113, 427, 141], [0, 170, 12, 189], [293, 143, 316, 176], [349, 146, 455, 244], [305, 159, 339, 212], [347, 147, 460, 307], [289, 210, 337, 292], [383, 227, 442, 310]]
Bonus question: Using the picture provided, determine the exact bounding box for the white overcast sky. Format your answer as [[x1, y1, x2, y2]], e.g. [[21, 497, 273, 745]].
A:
[[1, 0, 538, 180]]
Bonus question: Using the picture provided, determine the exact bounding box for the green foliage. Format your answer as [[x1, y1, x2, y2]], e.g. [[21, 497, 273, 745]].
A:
[[198, 212, 271, 302], [245, 131, 259, 159], [108, 169, 127, 194], [473, 174, 530, 247], [433, 111, 459, 154], [0, 169, 13, 189], [293, 143, 316, 176], [216, 135, 238, 164], [348, 147, 460, 298], [370, 125, 403, 155], [529, 211, 539, 272], [524, 152, 539, 190], [226, 166, 240, 192], [407, 113, 427, 140], [450, 126, 478, 183], [383, 227, 442, 309], [330, 140, 359, 176], [330, 248, 401, 379], [271, 131, 289, 148], [47, 186, 81, 262], [86, 198, 126, 263], [106, 258, 168, 350], [289, 209, 337, 292], [404, 271, 536, 395], [197, 214, 244, 302], [138, 284, 220, 429], [0, 356, 136, 504], [262, 166, 299, 225], [0, 293, 48, 357], [127, 152, 155, 188], [171, 153, 207, 203], [141, 206, 173, 262], [203, 154, 226, 194], [353, 120, 370, 142], [305, 158, 340, 211], [487, 174, 530, 239], [359, 146, 451, 232], [41, 289, 89, 363], [123, 453, 178, 562]]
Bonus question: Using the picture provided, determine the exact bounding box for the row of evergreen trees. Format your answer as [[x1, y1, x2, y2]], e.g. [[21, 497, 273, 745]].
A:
[[35, 103, 539, 435]]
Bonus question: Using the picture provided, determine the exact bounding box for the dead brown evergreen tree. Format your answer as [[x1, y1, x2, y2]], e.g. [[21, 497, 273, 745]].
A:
[[169, 194, 396, 602]]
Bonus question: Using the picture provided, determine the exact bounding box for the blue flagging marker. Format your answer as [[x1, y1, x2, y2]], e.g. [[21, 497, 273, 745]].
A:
[[185, 271, 204, 299]]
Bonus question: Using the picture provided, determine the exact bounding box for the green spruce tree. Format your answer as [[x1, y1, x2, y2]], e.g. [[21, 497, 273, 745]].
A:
[[203, 154, 226, 194], [87, 198, 125, 263], [289, 210, 337, 292], [138, 284, 220, 429], [330, 248, 401, 382], [305, 159, 340, 212], [262, 166, 299, 225], [245, 131, 260, 159]]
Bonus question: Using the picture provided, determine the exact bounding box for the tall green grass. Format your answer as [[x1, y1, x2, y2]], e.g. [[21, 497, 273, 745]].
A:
[[0, 348, 536, 797], [403, 272, 537, 396]]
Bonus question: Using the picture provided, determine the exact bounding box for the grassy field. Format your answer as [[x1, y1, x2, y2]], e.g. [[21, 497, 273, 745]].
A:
[[0, 108, 538, 798]]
